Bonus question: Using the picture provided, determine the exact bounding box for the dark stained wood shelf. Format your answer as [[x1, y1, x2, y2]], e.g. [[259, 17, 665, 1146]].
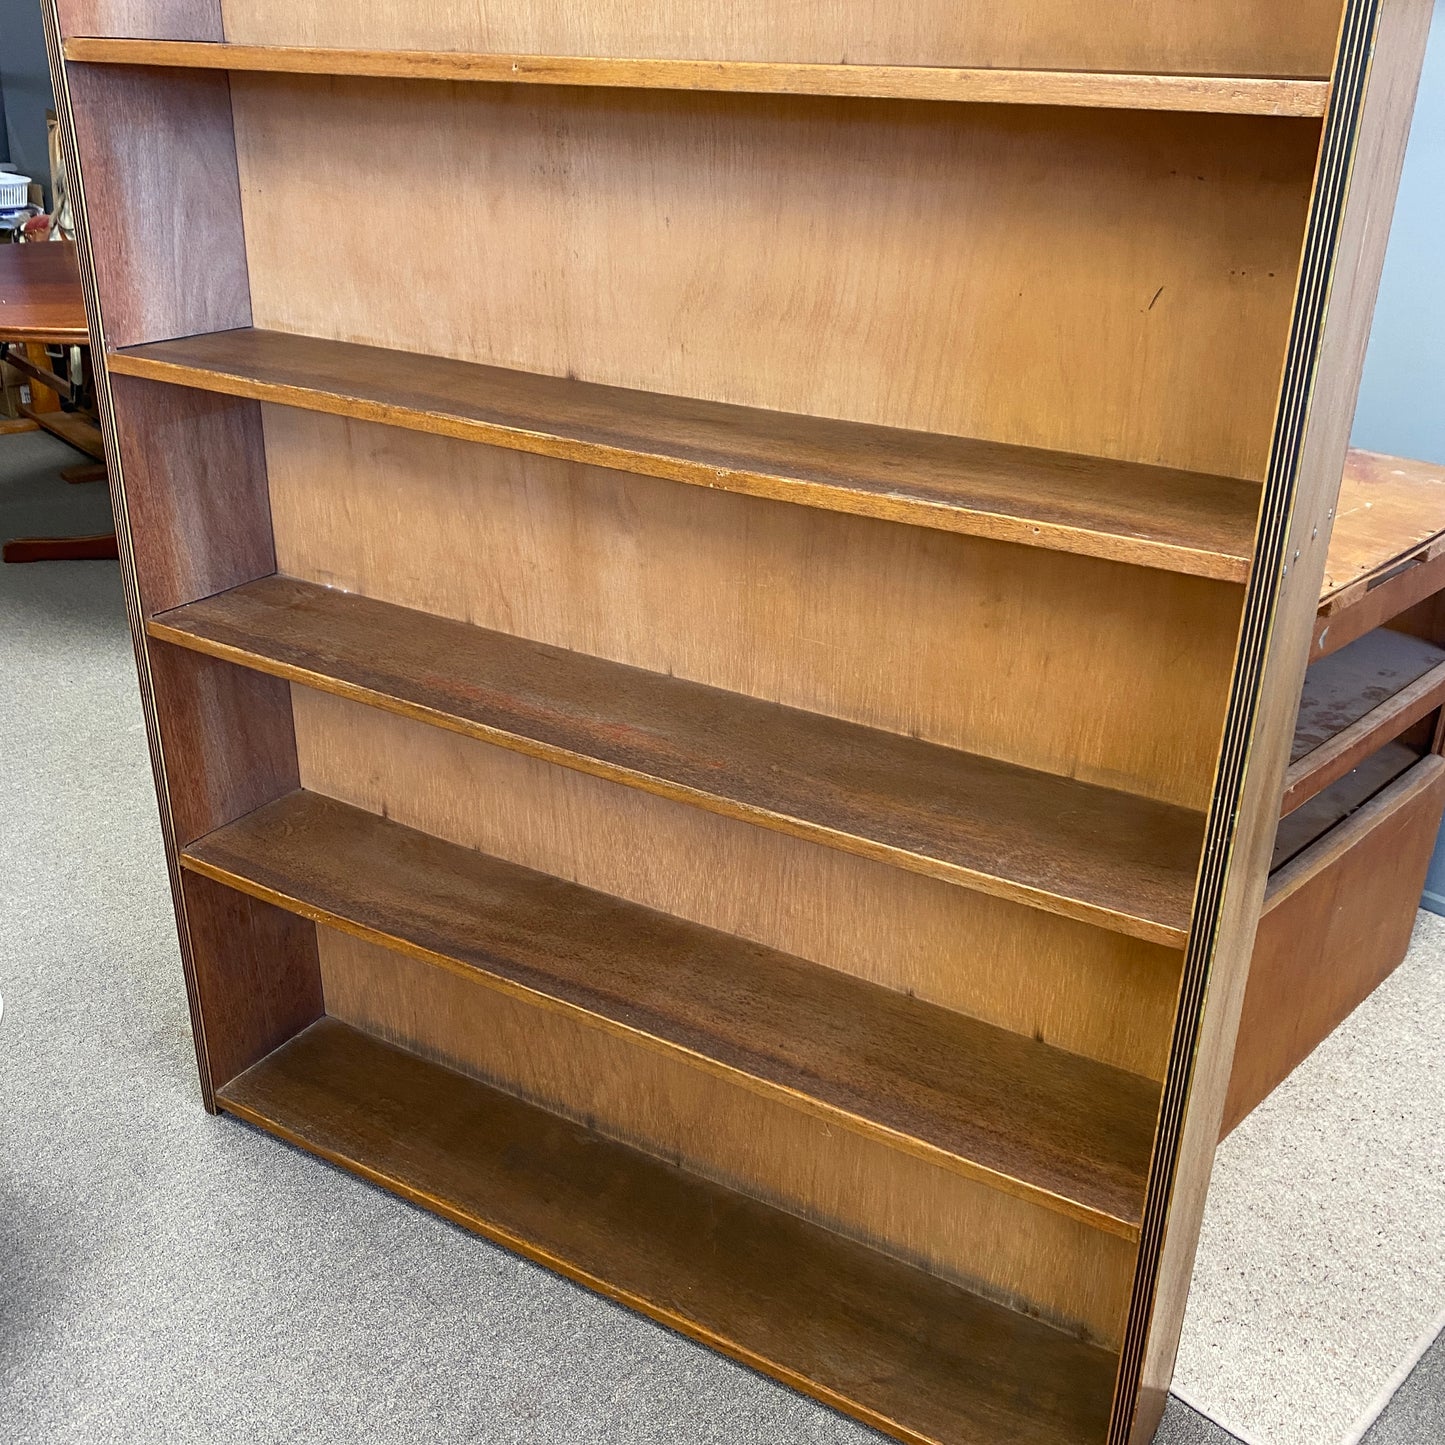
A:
[[1284, 628, 1445, 814], [150, 576, 1206, 946], [184, 789, 1161, 1236], [108, 328, 1259, 582], [1271, 740, 1423, 873], [64, 37, 1331, 117], [218, 1016, 1120, 1445]]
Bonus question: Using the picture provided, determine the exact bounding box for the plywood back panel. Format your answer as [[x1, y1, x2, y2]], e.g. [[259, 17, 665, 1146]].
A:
[[231, 81, 1318, 481], [266, 408, 1243, 811], [292, 688, 1180, 1081], [318, 926, 1138, 1347], [214, 0, 1345, 79]]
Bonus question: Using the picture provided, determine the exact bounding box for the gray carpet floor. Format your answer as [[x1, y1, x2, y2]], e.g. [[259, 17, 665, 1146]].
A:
[[1, 428, 1439, 1444]]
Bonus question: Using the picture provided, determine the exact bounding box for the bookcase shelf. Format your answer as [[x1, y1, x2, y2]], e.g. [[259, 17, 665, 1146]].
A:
[[150, 576, 1206, 945], [51, 0, 1429, 1438], [1284, 627, 1445, 814], [184, 789, 1159, 1235], [63, 38, 1331, 116], [220, 1016, 1120, 1445], [109, 329, 1259, 582]]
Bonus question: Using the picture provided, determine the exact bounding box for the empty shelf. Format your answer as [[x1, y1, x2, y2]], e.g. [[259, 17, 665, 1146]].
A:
[[1284, 628, 1445, 815], [218, 1017, 1120, 1445], [150, 575, 1206, 945], [185, 789, 1161, 1235], [109, 328, 1259, 581], [1272, 740, 1424, 872], [65, 37, 1330, 117]]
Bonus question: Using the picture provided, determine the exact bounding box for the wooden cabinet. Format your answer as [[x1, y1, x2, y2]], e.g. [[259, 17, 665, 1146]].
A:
[[1226, 452, 1445, 1136], [46, 4, 1431, 1442]]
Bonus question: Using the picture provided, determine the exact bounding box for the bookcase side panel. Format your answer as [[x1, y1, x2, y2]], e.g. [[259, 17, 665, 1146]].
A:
[[49, 28, 321, 1101], [1119, 1, 1435, 1438]]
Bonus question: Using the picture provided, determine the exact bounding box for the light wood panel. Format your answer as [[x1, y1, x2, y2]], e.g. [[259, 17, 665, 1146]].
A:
[[152, 579, 1205, 945], [319, 928, 1140, 1347], [228, 79, 1318, 481], [262, 409, 1243, 812], [293, 687, 1181, 1082], [183, 790, 1160, 1235], [1284, 628, 1445, 813], [207, 0, 1344, 79], [220, 1016, 1121, 1445], [63, 39, 1333, 116], [108, 326, 1261, 581]]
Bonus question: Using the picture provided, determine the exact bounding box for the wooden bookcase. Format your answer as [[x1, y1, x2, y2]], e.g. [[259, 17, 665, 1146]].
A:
[[45, 4, 1430, 1441]]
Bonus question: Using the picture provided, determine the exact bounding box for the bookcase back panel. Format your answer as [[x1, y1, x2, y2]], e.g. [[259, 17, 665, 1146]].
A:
[[317, 926, 1138, 1346], [230, 79, 1317, 481], [207, 0, 1345, 79], [291, 687, 1181, 1081], [265, 408, 1244, 811]]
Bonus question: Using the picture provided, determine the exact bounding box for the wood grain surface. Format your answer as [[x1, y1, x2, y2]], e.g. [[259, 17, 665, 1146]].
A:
[[319, 926, 1140, 1345], [152, 577, 1205, 944], [108, 327, 1260, 580], [1284, 628, 1445, 812], [218, 1016, 1120, 1445], [183, 789, 1160, 1235], [199, 0, 1345, 78], [261, 409, 1243, 814], [295, 684, 1181, 1082], [1228, 757, 1445, 1135], [225, 81, 1316, 481], [0, 242, 88, 344], [62, 38, 1332, 116]]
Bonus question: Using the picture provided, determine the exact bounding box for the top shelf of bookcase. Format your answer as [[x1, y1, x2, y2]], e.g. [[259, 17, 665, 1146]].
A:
[[61, 38, 1331, 116]]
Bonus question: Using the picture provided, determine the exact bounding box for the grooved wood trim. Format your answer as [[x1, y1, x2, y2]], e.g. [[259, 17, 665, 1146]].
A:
[[107, 327, 1260, 581], [62, 39, 1333, 116], [150, 576, 1206, 945], [182, 789, 1160, 1236], [1119, 2, 1434, 1439], [219, 1016, 1121, 1445]]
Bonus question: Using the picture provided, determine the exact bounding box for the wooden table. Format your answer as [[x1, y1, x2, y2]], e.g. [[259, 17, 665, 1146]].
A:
[[0, 241, 115, 562]]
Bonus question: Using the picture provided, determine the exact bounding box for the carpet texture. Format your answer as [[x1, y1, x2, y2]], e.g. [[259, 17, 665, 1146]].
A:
[[2, 429, 1438, 1444], [1171, 908, 1445, 1445]]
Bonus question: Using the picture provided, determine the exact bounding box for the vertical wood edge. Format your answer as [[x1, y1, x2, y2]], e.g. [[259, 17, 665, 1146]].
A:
[[1111, 0, 1434, 1438], [42, 0, 220, 1108]]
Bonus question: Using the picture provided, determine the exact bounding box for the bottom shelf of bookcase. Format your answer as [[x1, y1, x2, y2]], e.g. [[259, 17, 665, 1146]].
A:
[[217, 1017, 1118, 1445]]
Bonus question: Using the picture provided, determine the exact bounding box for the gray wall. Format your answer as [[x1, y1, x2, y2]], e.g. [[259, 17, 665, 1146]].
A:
[[1353, 0, 1445, 463], [1347, 1, 1445, 910]]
